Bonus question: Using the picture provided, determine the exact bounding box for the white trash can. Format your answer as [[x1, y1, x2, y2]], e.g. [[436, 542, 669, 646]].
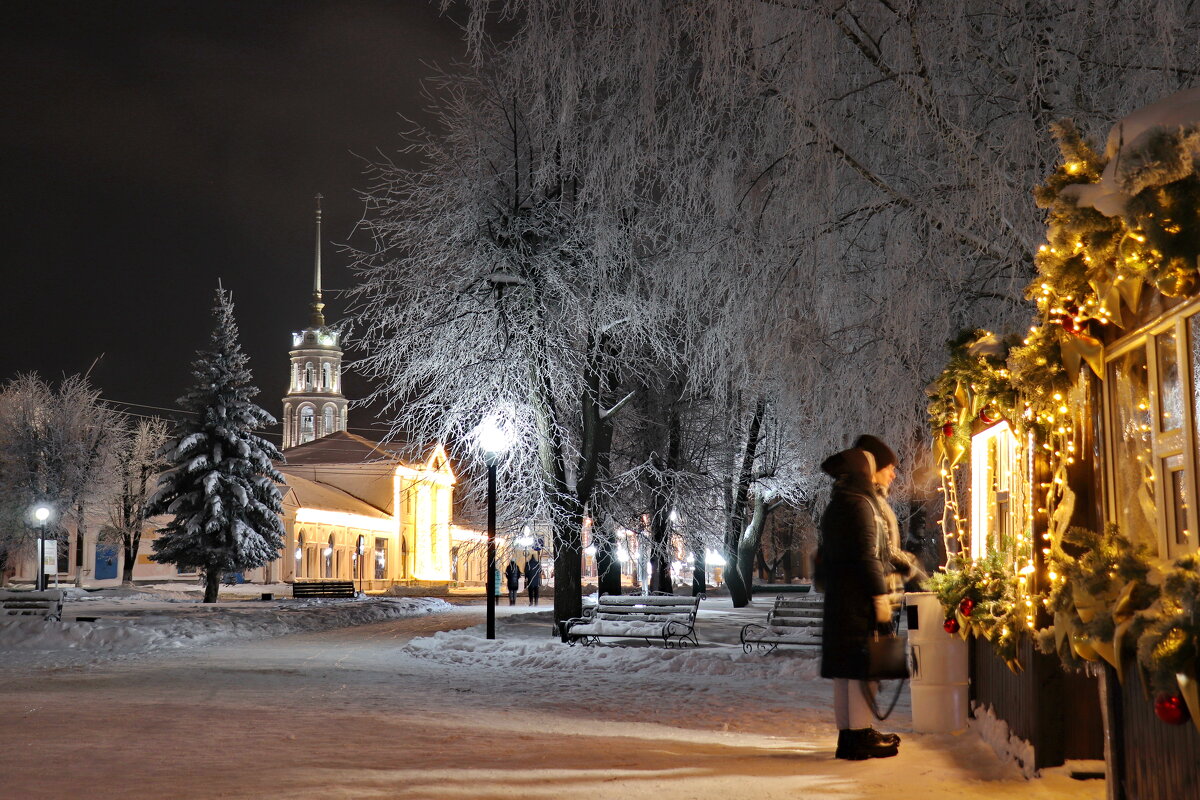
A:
[[905, 591, 969, 733]]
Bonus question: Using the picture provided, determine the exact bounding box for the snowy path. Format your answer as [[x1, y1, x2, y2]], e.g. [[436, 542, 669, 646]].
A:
[[1, 600, 1103, 800]]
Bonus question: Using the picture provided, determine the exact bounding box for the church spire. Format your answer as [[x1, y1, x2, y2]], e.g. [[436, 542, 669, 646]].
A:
[[310, 193, 325, 328]]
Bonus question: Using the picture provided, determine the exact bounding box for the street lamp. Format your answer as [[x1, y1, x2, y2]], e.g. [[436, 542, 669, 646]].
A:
[[31, 504, 52, 592], [475, 418, 511, 640]]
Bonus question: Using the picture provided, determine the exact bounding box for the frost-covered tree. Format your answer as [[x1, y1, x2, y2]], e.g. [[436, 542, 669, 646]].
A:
[[148, 287, 285, 603], [452, 0, 1200, 572], [105, 417, 169, 586], [0, 373, 119, 585]]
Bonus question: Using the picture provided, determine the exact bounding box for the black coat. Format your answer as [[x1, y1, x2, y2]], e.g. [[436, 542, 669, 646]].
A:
[[818, 454, 891, 680], [524, 558, 542, 590], [505, 561, 521, 590]]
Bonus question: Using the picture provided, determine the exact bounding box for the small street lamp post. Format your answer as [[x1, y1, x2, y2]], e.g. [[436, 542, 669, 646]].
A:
[[32, 505, 52, 592], [476, 418, 511, 640]]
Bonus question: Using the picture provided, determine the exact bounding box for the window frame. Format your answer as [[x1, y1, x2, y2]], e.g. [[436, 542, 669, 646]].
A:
[[1102, 297, 1200, 559]]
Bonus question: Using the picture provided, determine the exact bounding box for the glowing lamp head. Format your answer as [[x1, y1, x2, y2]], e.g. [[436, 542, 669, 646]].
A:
[[475, 418, 512, 464], [33, 506, 51, 522]]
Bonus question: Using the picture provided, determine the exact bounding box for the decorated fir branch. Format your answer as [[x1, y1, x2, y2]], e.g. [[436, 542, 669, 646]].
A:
[[1038, 525, 1158, 675], [929, 554, 1027, 671]]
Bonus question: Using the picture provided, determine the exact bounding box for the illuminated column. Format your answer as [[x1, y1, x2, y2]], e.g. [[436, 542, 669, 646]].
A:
[[414, 483, 432, 579]]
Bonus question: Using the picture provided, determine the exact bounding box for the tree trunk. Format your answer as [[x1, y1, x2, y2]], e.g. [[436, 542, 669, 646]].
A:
[[691, 549, 706, 597], [122, 533, 137, 586], [724, 396, 766, 607], [203, 570, 221, 603], [552, 510, 583, 624], [74, 502, 86, 588], [594, 520, 623, 597]]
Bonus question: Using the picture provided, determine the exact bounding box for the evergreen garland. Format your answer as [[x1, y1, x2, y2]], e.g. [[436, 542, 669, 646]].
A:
[[930, 553, 1025, 670], [1038, 525, 1158, 674], [1137, 553, 1200, 694], [148, 287, 286, 602]]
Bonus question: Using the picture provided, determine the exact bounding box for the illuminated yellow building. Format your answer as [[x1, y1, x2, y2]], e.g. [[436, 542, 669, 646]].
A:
[[277, 431, 456, 590]]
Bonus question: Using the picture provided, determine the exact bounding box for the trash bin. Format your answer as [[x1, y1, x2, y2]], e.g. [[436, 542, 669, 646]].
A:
[[904, 591, 969, 733]]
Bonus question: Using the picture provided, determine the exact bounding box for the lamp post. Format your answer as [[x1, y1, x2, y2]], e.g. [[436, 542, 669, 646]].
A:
[[32, 505, 52, 592], [476, 418, 511, 640]]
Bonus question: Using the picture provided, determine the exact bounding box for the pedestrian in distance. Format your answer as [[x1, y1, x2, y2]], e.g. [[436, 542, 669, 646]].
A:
[[505, 559, 521, 605], [524, 554, 542, 606], [816, 445, 907, 760]]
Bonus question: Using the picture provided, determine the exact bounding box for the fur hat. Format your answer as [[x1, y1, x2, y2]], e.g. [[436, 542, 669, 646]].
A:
[[853, 434, 897, 469], [820, 447, 876, 480]]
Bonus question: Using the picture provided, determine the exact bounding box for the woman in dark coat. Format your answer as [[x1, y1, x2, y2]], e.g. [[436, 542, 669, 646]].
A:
[[818, 446, 902, 760], [524, 555, 542, 606], [504, 560, 522, 605]]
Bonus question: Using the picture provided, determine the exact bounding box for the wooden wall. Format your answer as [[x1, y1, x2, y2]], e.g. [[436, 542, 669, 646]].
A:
[[1105, 660, 1200, 800], [970, 634, 1104, 770]]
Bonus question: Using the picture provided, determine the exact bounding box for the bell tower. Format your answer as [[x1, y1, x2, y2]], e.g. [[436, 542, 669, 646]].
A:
[[282, 194, 348, 450]]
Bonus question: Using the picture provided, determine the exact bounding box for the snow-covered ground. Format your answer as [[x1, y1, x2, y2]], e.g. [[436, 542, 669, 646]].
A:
[[0, 582, 450, 669], [0, 593, 1105, 799]]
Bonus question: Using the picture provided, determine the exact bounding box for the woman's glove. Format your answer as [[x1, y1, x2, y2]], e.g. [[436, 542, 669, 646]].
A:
[[873, 595, 893, 625]]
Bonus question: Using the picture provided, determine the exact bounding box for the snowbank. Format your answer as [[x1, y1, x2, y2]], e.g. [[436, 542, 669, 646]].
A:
[[404, 625, 820, 682], [0, 589, 450, 669]]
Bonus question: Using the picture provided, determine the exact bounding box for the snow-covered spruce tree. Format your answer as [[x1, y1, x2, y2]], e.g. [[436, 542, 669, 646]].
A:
[[148, 287, 285, 603]]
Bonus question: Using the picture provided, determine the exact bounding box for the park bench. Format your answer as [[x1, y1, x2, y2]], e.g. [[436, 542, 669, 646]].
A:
[[563, 594, 700, 648], [739, 594, 823, 653], [0, 589, 65, 621], [292, 580, 356, 599]]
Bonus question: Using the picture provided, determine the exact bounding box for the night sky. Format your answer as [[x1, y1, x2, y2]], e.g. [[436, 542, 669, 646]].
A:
[[2, 1, 470, 436]]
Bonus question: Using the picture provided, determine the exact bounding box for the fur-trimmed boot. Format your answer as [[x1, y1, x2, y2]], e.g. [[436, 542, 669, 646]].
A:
[[835, 728, 900, 760]]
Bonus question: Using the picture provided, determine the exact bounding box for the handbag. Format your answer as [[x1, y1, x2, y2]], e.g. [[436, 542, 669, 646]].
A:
[[865, 632, 909, 681]]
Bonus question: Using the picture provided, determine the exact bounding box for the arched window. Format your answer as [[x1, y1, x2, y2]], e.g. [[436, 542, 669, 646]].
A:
[[355, 535, 365, 582], [300, 407, 315, 443], [293, 363, 300, 391], [324, 535, 335, 579], [322, 362, 332, 390], [295, 533, 305, 579], [305, 362, 314, 390], [323, 405, 335, 436]]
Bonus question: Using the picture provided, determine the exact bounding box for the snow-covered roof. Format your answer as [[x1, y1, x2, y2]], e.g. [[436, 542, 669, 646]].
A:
[[1065, 87, 1200, 216], [277, 471, 390, 519], [279, 430, 405, 466]]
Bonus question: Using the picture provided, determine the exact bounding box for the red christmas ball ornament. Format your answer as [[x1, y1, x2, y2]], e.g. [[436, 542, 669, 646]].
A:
[[1154, 693, 1191, 726], [1058, 304, 1083, 336], [979, 407, 998, 425], [959, 597, 976, 617], [943, 617, 960, 634], [942, 422, 954, 437]]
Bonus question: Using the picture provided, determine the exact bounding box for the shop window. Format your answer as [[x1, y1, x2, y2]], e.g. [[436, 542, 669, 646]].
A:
[[295, 533, 305, 579], [1107, 345, 1157, 547], [970, 422, 1028, 562], [324, 535, 334, 578], [374, 537, 388, 580], [1105, 308, 1200, 558]]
